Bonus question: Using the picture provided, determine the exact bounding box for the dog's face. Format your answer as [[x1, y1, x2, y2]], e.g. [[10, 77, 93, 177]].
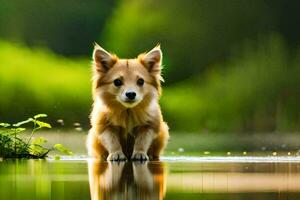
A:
[[92, 44, 163, 109]]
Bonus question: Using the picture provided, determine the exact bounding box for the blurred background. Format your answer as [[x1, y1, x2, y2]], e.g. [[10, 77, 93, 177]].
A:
[[0, 0, 300, 153]]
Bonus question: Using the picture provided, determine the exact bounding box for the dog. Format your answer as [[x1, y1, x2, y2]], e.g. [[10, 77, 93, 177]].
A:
[[86, 44, 169, 161]]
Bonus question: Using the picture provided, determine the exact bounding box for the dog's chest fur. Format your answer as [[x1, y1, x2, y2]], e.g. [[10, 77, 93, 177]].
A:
[[109, 107, 152, 135]]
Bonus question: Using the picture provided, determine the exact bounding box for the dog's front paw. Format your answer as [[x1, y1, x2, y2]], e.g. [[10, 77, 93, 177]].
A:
[[131, 151, 149, 161], [107, 151, 127, 161]]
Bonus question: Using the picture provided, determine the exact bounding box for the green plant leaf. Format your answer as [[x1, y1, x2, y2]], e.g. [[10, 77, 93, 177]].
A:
[[13, 118, 33, 127], [31, 137, 47, 145], [0, 123, 10, 127], [29, 144, 48, 156], [0, 128, 14, 135], [0, 114, 60, 158], [33, 114, 47, 119], [14, 128, 26, 134], [54, 144, 73, 155], [35, 120, 51, 129], [0, 127, 26, 135]]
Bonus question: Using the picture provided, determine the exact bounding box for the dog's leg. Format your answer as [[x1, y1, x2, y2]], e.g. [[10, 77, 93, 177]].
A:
[[100, 129, 127, 161], [147, 122, 169, 160], [87, 129, 108, 159], [132, 128, 155, 161]]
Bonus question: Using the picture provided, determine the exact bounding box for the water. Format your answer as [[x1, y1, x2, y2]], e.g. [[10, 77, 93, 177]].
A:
[[2, 131, 300, 199], [1, 157, 300, 200]]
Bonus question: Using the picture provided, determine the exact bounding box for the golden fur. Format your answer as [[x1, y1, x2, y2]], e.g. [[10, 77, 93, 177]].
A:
[[86, 44, 169, 161]]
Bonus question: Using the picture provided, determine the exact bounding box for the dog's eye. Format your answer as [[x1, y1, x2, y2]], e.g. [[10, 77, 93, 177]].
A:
[[113, 79, 122, 87], [137, 78, 144, 86]]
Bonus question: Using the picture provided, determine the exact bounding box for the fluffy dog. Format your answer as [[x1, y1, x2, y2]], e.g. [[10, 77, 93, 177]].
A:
[[86, 44, 169, 161]]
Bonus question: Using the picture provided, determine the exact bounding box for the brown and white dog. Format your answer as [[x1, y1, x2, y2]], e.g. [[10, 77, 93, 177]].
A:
[[86, 44, 169, 161]]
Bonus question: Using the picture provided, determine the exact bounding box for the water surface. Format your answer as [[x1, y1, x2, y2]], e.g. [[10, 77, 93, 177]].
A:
[[1, 157, 300, 200]]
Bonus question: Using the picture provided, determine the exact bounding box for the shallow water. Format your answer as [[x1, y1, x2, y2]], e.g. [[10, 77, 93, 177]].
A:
[[1, 157, 300, 200]]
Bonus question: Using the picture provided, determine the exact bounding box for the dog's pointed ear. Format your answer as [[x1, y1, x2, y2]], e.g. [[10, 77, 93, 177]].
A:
[[93, 43, 117, 73], [139, 45, 162, 74]]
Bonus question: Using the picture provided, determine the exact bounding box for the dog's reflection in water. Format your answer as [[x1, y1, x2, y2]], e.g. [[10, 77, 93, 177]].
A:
[[88, 160, 166, 200]]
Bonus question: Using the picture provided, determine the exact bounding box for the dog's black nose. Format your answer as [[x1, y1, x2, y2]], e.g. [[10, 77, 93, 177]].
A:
[[125, 92, 136, 100]]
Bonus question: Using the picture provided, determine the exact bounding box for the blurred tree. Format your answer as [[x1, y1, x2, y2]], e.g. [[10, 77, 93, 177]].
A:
[[0, 0, 116, 56], [268, 0, 300, 48], [161, 35, 300, 132], [101, 0, 300, 84], [102, 0, 278, 83]]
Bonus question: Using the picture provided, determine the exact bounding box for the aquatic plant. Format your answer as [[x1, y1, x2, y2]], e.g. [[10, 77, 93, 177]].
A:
[[0, 114, 72, 158]]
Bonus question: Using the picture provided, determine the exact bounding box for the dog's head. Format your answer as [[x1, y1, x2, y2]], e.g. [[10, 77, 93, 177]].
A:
[[92, 44, 163, 109]]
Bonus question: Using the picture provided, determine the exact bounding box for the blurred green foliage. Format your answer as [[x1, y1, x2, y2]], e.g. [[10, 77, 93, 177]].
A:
[[102, 0, 300, 83], [162, 35, 300, 132], [0, 0, 299, 132], [0, 41, 91, 125], [0, 0, 116, 56]]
